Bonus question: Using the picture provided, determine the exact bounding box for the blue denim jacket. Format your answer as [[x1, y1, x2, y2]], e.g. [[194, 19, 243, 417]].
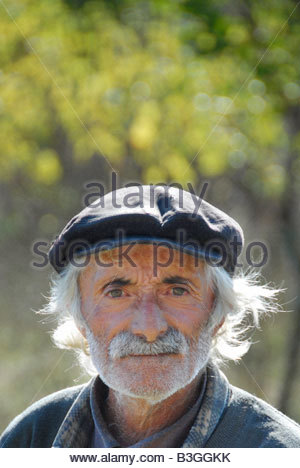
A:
[[1, 365, 300, 448]]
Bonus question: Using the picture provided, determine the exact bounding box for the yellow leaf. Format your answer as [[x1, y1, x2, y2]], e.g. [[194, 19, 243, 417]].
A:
[[34, 149, 62, 185]]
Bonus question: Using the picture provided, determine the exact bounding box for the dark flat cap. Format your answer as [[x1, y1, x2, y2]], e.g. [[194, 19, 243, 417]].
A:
[[48, 185, 244, 275]]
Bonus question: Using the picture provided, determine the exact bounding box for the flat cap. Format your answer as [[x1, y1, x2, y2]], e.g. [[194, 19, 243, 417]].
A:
[[48, 185, 244, 275]]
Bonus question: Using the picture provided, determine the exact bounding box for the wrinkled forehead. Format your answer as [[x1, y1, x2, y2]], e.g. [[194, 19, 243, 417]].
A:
[[79, 243, 207, 282]]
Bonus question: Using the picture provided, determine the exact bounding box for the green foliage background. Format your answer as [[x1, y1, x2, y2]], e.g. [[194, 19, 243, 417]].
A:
[[1, 0, 300, 432]]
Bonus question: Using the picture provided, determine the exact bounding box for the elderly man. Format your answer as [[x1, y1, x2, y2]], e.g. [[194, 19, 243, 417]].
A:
[[1, 185, 300, 448]]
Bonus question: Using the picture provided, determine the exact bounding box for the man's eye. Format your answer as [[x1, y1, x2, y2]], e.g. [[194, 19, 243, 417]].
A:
[[107, 289, 123, 298], [172, 287, 188, 296]]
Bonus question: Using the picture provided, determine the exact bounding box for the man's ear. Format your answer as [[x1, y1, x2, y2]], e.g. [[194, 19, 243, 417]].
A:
[[212, 317, 225, 337], [77, 324, 87, 339]]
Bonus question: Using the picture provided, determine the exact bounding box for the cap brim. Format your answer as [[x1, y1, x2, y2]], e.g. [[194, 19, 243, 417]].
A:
[[72, 235, 224, 264]]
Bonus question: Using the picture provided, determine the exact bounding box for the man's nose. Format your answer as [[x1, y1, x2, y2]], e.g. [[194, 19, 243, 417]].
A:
[[130, 293, 168, 342]]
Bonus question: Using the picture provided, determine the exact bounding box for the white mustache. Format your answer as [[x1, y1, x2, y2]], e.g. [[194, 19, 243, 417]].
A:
[[108, 328, 189, 359]]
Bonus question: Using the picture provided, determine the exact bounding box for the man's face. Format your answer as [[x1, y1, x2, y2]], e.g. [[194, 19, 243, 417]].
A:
[[78, 244, 216, 402]]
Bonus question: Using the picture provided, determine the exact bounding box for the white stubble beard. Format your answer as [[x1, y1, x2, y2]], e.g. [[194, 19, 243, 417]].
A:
[[85, 324, 214, 404]]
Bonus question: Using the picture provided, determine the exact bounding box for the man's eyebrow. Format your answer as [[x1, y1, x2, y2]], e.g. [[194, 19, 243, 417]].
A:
[[101, 277, 132, 289], [162, 275, 195, 286]]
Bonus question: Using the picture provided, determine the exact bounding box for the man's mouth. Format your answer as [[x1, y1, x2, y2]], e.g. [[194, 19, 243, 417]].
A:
[[123, 352, 179, 358], [108, 328, 188, 359]]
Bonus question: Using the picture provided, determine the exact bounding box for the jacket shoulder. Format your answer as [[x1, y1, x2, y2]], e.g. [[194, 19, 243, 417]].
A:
[[0, 384, 86, 448], [207, 384, 300, 448]]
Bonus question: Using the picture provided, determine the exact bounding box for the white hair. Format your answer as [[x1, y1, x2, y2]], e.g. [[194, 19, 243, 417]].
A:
[[40, 259, 282, 376]]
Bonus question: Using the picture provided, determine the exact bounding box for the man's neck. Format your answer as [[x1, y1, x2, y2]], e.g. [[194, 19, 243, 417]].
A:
[[103, 373, 204, 446]]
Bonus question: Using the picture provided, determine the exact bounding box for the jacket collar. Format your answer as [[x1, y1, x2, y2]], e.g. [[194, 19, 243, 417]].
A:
[[52, 364, 230, 448]]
